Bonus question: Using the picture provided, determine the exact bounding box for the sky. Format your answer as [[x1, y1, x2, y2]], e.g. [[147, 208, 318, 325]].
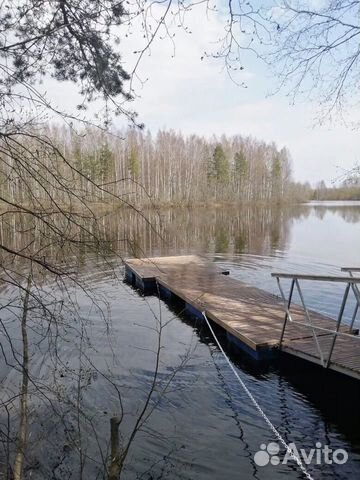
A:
[[47, 6, 360, 185]]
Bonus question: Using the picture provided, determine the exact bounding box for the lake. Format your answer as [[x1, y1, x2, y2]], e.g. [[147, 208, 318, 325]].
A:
[[1, 201, 360, 479]]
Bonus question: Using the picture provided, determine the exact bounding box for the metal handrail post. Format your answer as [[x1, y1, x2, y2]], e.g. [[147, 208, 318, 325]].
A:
[[295, 279, 325, 367], [325, 283, 351, 368], [278, 278, 295, 348], [348, 271, 360, 332], [349, 304, 359, 332]]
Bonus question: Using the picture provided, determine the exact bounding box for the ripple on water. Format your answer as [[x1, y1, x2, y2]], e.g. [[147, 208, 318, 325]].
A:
[[2, 204, 360, 479]]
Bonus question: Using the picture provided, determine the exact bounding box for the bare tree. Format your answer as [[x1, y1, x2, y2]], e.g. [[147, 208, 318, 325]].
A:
[[0, 2, 194, 479], [264, 0, 360, 120], [0, 2, 328, 478]]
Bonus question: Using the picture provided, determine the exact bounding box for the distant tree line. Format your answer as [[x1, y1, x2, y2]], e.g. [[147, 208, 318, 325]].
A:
[[0, 126, 298, 207], [312, 180, 360, 201], [3, 124, 358, 208]]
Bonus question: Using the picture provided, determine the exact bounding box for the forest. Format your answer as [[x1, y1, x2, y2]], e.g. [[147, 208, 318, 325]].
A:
[[312, 180, 360, 201], [3, 123, 358, 209], [0, 125, 298, 207]]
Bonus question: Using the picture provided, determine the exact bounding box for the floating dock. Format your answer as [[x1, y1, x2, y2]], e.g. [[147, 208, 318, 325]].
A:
[[124, 255, 360, 380]]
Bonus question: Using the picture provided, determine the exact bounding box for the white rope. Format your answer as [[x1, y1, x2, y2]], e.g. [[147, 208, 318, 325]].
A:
[[201, 311, 314, 480]]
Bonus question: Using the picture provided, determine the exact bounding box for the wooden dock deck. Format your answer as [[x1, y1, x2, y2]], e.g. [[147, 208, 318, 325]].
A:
[[124, 255, 360, 380]]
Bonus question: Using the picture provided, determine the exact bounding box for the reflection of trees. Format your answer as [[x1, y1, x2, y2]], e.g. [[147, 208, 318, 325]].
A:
[[0, 206, 197, 479], [0, 206, 313, 263], [7, 202, 360, 264], [313, 207, 327, 221], [311, 205, 360, 224]]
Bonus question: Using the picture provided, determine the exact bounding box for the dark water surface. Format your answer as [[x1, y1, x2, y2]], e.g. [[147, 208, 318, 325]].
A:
[[1, 202, 360, 479]]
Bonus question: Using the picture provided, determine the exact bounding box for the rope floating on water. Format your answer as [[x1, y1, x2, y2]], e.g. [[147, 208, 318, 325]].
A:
[[201, 311, 314, 480]]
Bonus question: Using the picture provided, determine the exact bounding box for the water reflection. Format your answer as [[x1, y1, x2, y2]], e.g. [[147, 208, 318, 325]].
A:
[[1, 203, 360, 263], [1, 202, 360, 479], [310, 202, 360, 222], [115, 202, 360, 258]]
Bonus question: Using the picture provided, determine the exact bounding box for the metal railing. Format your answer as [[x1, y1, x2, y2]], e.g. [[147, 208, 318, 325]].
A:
[[341, 267, 360, 333], [271, 272, 360, 368]]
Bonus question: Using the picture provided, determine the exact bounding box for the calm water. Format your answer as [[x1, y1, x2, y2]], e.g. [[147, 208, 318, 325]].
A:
[[1, 202, 360, 479]]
